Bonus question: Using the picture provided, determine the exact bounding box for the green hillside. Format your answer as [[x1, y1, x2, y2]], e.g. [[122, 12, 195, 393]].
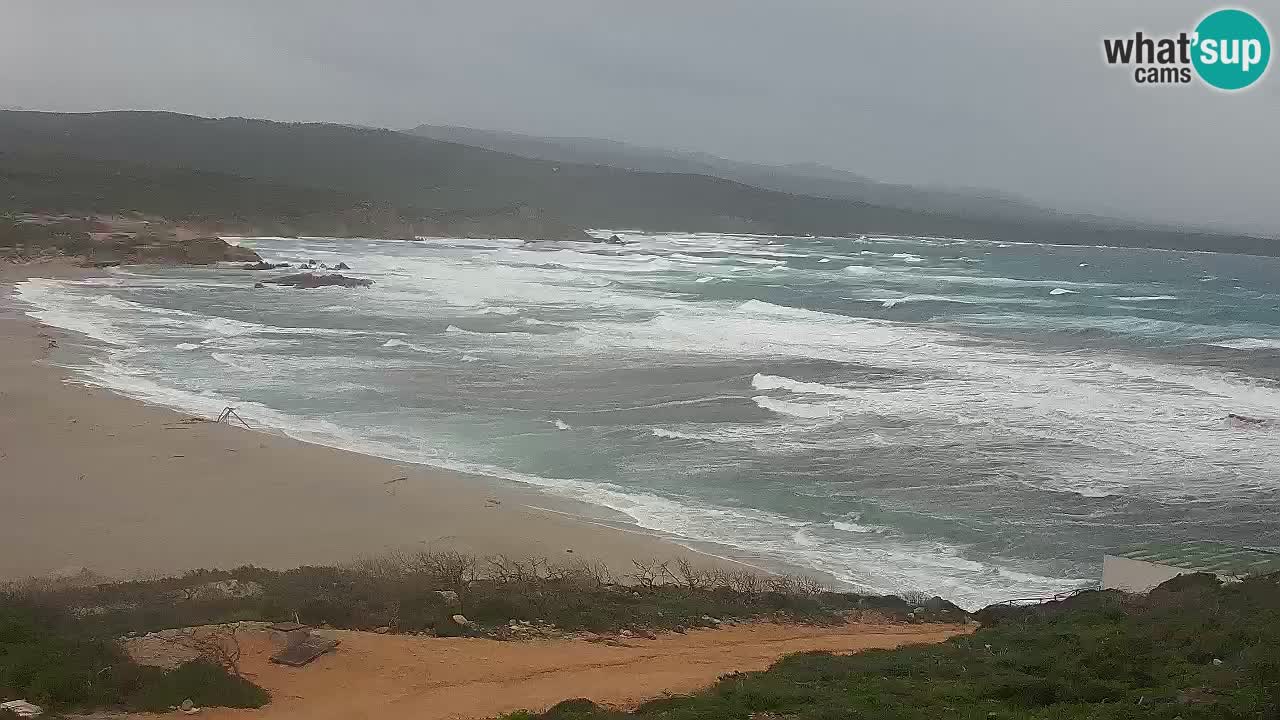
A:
[[1, 110, 1275, 255]]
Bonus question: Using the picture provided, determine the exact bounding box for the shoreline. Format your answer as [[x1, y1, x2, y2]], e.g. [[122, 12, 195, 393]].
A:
[[0, 258, 779, 584]]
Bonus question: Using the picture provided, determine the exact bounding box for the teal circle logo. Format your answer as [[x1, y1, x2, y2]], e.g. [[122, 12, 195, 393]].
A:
[[1192, 9, 1270, 90]]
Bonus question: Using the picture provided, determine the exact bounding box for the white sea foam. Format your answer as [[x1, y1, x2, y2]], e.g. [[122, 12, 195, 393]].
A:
[[553, 419, 571, 430], [651, 427, 700, 440], [17, 280, 134, 346], [833, 519, 890, 534], [1211, 337, 1280, 350], [844, 264, 891, 276], [877, 294, 977, 309], [210, 352, 257, 373], [381, 338, 441, 353], [1113, 295, 1178, 302], [1049, 288, 1077, 295], [752, 373, 862, 399], [19, 232, 1274, 609], [647, 426, 764, 444], [752, 396, 834, 419], [175, 343, 199, 350]]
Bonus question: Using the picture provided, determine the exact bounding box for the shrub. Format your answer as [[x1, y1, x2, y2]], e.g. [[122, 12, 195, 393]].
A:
[[0, 597, 268, 712], [18, 553, 920, 639], [126, 660, 269, 712], [501, 571, 1280, 720]]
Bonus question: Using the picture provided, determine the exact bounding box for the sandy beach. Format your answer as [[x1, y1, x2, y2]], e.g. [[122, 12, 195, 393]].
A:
[[0, 259, 735, 582]]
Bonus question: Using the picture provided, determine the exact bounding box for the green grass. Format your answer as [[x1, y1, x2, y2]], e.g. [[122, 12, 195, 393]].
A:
[[0, 599, 268, 712], [501, 572, 1280, 720]]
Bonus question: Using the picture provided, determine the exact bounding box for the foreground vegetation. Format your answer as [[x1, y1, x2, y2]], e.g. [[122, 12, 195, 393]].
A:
[[1, 552, 961, 713], [11, 553, 963, 641], [506, 572, 1280, 720], [0, 600, 267, 712]]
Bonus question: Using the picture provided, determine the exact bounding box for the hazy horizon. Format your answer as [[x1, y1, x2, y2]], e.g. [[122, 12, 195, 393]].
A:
[[4, 1, 1278, 235]]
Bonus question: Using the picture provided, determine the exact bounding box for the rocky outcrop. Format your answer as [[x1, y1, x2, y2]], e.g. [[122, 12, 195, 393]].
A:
[[3, 218, 263, 265], [243, 261, 291, 270], [176, 578, 265, 602], [121, 236, 261, 265], [265, 272, 372, 289]]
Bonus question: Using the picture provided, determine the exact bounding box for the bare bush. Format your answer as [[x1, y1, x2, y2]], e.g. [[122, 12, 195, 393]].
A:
[[161, 626, 244, 677], [726, 569, 765, 594], [674, 558, 716, 590], [486, 555, 554, 584], [629, 559, 672, 588], [405, 550, 477, 588], [345, 550, 410, 578], [900, 590, 933, 607], [546, 559, 614, 589], [765, 573, 826, 597]]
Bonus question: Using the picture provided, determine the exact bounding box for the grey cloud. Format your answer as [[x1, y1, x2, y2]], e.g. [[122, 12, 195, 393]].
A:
[[2, 0, 1277, 233]]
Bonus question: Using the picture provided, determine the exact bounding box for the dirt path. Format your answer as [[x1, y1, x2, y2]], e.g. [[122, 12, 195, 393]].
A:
[[175, 621, 968, 720]]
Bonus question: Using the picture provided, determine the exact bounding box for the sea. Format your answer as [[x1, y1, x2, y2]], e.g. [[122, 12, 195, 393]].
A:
[[15, 231, 1280, 610]]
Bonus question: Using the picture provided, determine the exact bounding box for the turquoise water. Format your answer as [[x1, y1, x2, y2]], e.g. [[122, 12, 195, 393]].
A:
[[17, 231, 1280, 608]]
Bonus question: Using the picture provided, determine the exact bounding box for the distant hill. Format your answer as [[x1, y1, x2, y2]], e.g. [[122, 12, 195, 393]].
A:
[[406, 124, 1077, 223], [0, 152, 586, 241], [1, 110, 1274, 255]]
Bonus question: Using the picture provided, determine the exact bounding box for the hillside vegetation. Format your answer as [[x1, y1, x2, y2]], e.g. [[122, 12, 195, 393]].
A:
[[506, 572, 1280, 720], [0, 152, 588, 241], [2, 110, 1275, 255]]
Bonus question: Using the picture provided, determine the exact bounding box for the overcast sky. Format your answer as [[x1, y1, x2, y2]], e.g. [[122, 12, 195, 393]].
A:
[[3, 1, 1277, 234]]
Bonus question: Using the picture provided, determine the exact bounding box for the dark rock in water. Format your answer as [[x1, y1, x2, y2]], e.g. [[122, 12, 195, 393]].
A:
[[253, 282, 265, 288], [266, 272, 372, 289], [608, 234, 626, 244], [320, 263, 330, 270], [82, 259, 121, 268], [1227, 413, 1266, 425], [243, 261, 289, 270], [334, 262, 350, 270]]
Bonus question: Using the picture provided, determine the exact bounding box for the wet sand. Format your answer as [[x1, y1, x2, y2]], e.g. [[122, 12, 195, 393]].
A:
[[0, 259, 745, 582]]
